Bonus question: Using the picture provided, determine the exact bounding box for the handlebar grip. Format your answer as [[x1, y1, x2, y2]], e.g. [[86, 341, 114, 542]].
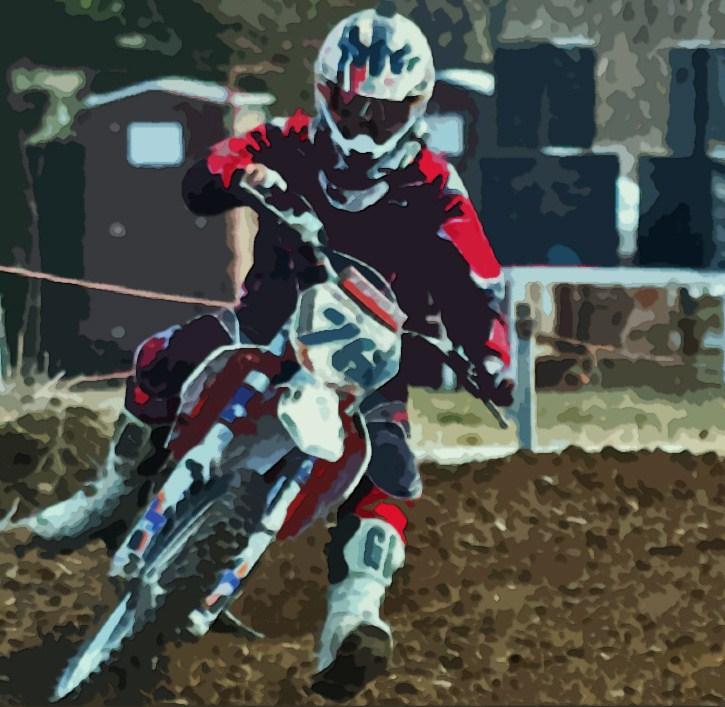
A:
[[413, 337, 510, 429], [238, 170, 324, 244], [253, 167, 289, 192]]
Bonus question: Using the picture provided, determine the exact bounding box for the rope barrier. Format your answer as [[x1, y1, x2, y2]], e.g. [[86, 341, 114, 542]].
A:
[[0, 264, 237, 309], [0, 264, 240, 386], [66, 370, 134, 387]]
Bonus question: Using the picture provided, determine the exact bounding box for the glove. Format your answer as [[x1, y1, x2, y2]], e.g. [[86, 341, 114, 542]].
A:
[[471, 356, 515, 408], [445, 349, 514, 407], [240, 163, 323, 243]]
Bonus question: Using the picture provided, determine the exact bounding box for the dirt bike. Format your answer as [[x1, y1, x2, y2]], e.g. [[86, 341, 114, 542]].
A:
[[50, 171, 508, 702]]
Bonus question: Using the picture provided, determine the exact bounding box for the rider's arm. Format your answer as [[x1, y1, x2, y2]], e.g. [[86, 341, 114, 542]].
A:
[[182, 111, 312, 216], [429, 222, 510, 368], [422, 156, 512, 400]]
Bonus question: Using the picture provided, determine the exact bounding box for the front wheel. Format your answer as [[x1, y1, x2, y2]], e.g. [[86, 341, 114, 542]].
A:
[[52, 471, 269, 702]]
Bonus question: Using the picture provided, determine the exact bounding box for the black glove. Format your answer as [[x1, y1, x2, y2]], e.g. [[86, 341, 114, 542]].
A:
[[469, 356, 515, 408], [447, 350, 515, 407]]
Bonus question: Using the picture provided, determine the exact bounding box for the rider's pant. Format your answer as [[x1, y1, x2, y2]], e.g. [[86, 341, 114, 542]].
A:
[[125, 311, 238, 425]]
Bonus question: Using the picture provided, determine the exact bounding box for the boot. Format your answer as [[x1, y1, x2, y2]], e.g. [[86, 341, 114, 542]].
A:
[[311, 516, 405, 701], [19, 410, 165, 548]]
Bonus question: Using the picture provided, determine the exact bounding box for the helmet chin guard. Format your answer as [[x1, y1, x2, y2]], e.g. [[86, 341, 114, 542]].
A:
[[315, 89, 420, 161]]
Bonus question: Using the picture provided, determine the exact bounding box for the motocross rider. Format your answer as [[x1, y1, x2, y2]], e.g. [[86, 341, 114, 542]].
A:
[[36, 6, 513, 700]]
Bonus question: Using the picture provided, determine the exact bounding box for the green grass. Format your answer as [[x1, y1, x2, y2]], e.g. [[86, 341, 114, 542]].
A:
[[409, 386, 725, 454], [4, 373, 722, 458]]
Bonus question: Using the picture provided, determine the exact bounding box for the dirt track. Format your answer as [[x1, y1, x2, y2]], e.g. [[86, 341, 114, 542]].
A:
[[2, 438, 725, 706]]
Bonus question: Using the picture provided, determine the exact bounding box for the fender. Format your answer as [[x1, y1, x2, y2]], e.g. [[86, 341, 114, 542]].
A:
[[277, 369, 346, 461], [168, 344, 295, 460], [278, 409, 371, 541]]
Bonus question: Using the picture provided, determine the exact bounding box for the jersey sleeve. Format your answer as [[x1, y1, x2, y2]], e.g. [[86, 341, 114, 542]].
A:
[[420, 151, 510, 367], [182, 110, 312, 216]]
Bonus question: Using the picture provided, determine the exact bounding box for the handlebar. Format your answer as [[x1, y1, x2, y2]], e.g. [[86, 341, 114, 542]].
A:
[[238, 168, 325, 246], [237, 168, 337, 290], [408, 331, 509, 430], [238, 168, 509, 430]]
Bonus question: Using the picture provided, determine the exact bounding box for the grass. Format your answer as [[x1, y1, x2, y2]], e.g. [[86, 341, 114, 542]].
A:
[[409, 386, 725, 456], [0, 367, 121, 425], [2, 358, 723, 462]]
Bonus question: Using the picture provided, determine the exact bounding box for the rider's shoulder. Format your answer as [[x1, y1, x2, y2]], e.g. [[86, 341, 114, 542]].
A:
[[269, 109, 313, 141], [411, 147, 469, 199], [210, 110, 312, 155]]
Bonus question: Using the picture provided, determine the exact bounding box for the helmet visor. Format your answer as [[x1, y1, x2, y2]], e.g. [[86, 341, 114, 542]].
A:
[[318, 80, 423, 146]]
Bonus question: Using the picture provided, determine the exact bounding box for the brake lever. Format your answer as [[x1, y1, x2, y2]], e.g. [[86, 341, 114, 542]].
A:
[[408, 332, 510, 430], [448, 351, 509, 431]]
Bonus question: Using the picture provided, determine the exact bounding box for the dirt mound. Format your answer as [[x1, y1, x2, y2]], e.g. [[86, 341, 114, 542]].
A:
[[0, 408, 111, 522], [1, 437, 725, 705]]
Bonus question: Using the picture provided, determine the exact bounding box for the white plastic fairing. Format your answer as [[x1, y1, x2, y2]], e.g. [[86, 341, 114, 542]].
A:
[[177, 345, 247, 419], [290, 280, 401, 396], [277, 378, 345, 461]]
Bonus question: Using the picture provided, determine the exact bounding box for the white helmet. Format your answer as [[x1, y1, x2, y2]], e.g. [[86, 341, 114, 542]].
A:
[[314, 6, 435, 162]]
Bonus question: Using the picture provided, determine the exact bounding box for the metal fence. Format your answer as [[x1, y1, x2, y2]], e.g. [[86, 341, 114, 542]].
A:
[[505, 266, 725, 453], [3, 262, 725, 458]]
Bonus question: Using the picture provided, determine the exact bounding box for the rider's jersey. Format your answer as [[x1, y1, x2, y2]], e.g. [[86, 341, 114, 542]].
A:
[[182, 112, 509, 399]]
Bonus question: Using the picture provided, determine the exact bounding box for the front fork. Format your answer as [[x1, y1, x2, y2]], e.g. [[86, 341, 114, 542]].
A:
[[188, 453, 314, 632], [109, 355, 284, 580], [109, 422, 235, 580]]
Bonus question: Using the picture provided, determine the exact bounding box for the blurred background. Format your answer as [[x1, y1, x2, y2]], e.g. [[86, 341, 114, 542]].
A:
[[5, 9, 725, 704], [4, 0, 725, 455]]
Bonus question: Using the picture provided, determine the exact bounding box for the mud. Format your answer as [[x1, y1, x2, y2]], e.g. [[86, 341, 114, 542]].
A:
[[1, 418, 725, 705], [0, 407, 111, 521]]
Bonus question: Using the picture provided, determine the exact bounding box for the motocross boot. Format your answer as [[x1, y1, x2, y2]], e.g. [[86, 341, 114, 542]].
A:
[[22, 410, 167, 550], [311, 514, 405, 701]]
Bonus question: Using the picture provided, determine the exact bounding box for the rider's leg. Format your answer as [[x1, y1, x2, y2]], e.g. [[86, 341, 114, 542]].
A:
[[311, 402, 420, 701], [28, 313, 235, 546]]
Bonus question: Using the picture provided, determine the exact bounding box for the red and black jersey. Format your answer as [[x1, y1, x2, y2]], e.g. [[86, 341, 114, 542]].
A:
[[182, 112, 509, 398]]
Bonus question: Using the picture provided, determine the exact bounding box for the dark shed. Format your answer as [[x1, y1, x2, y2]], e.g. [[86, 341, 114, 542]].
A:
[[28, 79, 273, 376]]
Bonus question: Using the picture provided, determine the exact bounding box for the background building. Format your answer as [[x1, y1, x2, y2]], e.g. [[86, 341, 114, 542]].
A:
[[23, 80, 272, 375], [5, 0, 725, 382]]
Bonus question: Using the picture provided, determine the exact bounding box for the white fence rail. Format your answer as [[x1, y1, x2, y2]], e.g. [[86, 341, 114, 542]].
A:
[[504, 266, 725, 452], [2, 262, 723, 455]]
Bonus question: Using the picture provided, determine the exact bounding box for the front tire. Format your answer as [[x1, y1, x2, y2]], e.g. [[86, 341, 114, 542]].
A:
[[53, 471, 269, 702]]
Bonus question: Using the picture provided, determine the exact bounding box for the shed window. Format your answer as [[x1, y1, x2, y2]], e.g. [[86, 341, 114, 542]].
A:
[[425, 113, 464, 156], [127, 122, 184, 167]]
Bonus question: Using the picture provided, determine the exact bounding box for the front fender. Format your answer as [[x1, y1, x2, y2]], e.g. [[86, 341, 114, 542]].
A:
[[277, 374, 346, 462], [277, 409, 371, 542]]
